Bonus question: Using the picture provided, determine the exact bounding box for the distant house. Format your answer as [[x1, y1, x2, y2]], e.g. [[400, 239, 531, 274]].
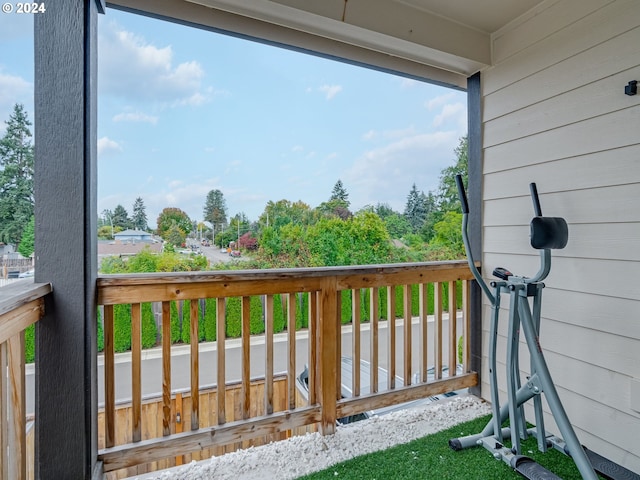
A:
[[113, 229, 153, 243], [0, 243, 15, 256]]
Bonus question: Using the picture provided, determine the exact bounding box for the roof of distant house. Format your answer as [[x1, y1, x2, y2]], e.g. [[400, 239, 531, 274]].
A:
[[114, 229, 152, 237], [98, 241, 162, 257]]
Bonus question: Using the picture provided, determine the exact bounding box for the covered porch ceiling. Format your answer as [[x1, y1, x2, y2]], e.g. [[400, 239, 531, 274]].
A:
[[106, 0, 546, 89]]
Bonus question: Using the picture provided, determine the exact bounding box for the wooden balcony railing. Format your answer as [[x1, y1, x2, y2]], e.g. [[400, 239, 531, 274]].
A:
[[0, 280, 51, 480], [96, 261, 478, 477]]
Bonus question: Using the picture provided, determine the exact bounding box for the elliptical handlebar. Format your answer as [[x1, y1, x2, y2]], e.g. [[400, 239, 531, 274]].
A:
[[455, 175, 495, 305], [456, 175, 559, 296]]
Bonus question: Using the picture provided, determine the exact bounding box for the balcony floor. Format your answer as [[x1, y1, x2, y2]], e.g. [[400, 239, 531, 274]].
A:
[[127, 394, 489, 480]]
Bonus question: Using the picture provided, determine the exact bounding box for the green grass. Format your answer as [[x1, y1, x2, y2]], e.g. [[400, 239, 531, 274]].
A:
[[298, 415, 606, 480]]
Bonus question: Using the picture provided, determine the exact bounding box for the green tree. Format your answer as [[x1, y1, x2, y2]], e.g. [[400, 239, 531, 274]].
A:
[[17, 215, 34, 257], [131, 197, 148, 231], [329, 179, 350, 206], [429, 211, 464, 259], [156, 207, 191, 239], [203, 189, 228, 229], [111, 204, 131, 230], [374, 203, 395, 219], [404, 183, 427, 233], [436, 135, 468, 213], [166, 223, 186, 246], [0, 104, 34, 246], [384, 213, 411, 239], [258, 199, 311, 231], [422, 135, 468, 241]]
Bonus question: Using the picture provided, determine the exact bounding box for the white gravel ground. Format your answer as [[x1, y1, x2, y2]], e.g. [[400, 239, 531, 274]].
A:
[[136, 395, 490, 480]]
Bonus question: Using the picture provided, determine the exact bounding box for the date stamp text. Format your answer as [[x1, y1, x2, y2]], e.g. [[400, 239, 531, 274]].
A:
[[2, 3, 46, 14]]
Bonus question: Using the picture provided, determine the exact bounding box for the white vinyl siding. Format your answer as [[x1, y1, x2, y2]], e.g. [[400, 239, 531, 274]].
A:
[[480, 0, 640, 471]]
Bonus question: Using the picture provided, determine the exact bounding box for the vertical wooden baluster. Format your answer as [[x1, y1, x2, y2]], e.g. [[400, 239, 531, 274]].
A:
[[462, 280, 471, 372], [8, 332, 25, 480], [335, 291, 341, 401], [287, 293, 296, 411], [162, 301, 171, 437], [449, 282, 458, 375], [264, 295, 274, 415], [319, 278, 337, 435], [434, 283, 443, 379], [387, 286, 396, 390], [174, 393, 183, 465], [216, 298, 226, 425], [370, 287, 379, 394], [103, 304, 115, 447], [352, 289, 361, 397], [241, 297, 251, 421], [418, 283, 428, 383], [190, 299, 200, 430], [0, 341, 7, 480], [131, 303, 142, 443], [308, 292, 317, 405], [403, 285, 412, 386]]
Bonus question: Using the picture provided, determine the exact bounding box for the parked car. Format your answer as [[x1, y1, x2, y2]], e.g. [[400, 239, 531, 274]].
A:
[[296, 357, 465, 425], [229, 250, 241, 258], [19, 269, 35, 278]]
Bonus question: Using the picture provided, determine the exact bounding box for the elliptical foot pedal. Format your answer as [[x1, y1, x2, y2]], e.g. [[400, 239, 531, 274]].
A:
[[583, 447, 640, 480], [512, 456, 562, 480]]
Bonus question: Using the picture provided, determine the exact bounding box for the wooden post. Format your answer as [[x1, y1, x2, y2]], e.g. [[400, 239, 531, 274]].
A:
[[318, 278, 337, 435], [34, 1, 102, 477]]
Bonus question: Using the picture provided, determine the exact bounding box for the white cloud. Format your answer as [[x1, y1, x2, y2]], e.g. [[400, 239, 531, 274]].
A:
[[343, 130, 459, 212], [400, 78, 419, 89], [318, 84, 342, 100], [0, 72, 32, 131], [112, 111, 158, 125], [98, 21, 212, 107], [425, 92, 457, 111], [426, 92, 468, 132], [362, 130, 377, 141], [97, 137, 122, 156]]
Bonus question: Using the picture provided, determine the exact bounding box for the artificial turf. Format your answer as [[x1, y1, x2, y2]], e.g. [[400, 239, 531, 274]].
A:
[[298, 414, 606, 479]]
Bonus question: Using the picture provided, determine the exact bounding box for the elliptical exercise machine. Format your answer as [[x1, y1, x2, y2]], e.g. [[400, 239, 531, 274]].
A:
[[450, 175, 639, 480]]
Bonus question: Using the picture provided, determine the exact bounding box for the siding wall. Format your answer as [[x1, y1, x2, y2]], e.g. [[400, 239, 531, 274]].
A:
[[480, 0, 640, 471]]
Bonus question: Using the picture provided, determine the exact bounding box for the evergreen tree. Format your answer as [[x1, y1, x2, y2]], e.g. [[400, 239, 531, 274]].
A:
[[112, 204, 131, 229], [329, 179, 350, 206], [203, 189, 228, 229], [131, 197, 148, 231], [0, 104, 34, 246], [403, 183, 427, 233]]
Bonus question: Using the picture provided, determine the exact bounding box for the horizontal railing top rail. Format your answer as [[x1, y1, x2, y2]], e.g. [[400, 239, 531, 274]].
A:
[[0, 279, 51, 344], [97, 260, 476, 304]]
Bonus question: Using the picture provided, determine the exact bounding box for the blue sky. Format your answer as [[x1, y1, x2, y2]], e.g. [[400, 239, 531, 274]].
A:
[[0, 7, 467, 228]]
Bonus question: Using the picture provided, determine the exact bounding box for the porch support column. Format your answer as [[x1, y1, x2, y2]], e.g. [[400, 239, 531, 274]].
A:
[[467, 72, 483, 396], [34, 0, 103, 478]]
